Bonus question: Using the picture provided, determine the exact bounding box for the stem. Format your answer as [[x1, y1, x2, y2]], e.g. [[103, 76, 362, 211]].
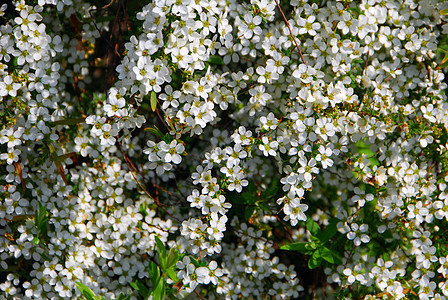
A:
[[274, 0, 307, 66]]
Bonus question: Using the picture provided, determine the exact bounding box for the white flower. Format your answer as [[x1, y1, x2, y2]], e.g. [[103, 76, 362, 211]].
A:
[[259, 112, 278, 131], [207, 213, 227, 240], [298, 157, 318, 182], [0, 75, 21, 97], [239, 14, 262, 39], [0, 148, 21, 164], [161, 140, 185, 164], [196, 260, 222, 285], [292, 64, 317, 84], [259, 136, 278, 156], [297, 15, 321, 36], [104, 92, 126, 117]]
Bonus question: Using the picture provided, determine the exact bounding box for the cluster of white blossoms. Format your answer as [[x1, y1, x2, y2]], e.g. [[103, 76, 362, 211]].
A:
[[2, 0, 448, 298]]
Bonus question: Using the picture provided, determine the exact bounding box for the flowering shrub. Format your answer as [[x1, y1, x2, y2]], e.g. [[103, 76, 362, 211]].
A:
[[2, 0, 448, 299]]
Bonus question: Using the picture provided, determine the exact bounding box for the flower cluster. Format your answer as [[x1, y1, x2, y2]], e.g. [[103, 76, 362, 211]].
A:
[[2, 0, 448, 299]]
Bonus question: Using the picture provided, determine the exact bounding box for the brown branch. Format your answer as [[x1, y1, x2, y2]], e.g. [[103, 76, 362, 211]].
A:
[[194, 289, 205, 299], [118, 141, 181, 223], [88, 9, 122, 60], [274, 0, 307, 66]]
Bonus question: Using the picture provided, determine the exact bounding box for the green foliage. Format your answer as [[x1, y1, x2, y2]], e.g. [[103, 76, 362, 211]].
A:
[[29, 201, 49, 245], [207, 55, 224, 65], [75, 282, 106, 300], [131, 236, 181, 300], [281, 218, 342, 269], [150, 91, 157, 112]]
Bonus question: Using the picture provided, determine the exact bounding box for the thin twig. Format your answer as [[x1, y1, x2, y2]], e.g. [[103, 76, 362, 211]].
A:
[[194, 289, 205, 299], [274, 0, 307, 66], [339, 244, 355, 291], [88, 9, 123, 60], [101, 0, 115, 10], [274, 214, 294, 237], [155, 106, 172, 132], [118, 141, 181, 223]]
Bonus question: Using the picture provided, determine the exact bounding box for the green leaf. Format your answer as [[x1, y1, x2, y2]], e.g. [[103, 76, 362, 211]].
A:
[[439, 53, 448, 69], [162, 133, 172, 144], [151, 278, 165, 300], [305, 241, 318, 251], [316, 218, 339, 243], [438, 46, 448, 54], [150, 91, 157, 112], [308, 251, 323, 269], [281, 242, 308, 253], [32, 237, 40, 245], [130, 280, 149, 298], [166, 267, 179, 282], [155, 236, 167, 270], [148, 261, 161, 287], [144, 126, 164, 139], [441, 8, 448, 15], [117, 293, 132, 300], [49, 117, 85, 126], [207, 55, 224, 65], [48, 143, 68, 185], [51, 152, 77, 163], [242, 193, 256, 204], [330, 249, 343, 265], [189, 256, 200, 268], [319, 246, 335, 264], [166, 248, 179, 269], [35, 201, 48, 242], [75, 282, 101, 300], [247, 180, 256, 194], [306, 218, 321, 236], [244, 206, 255, 221], [39, 252, 52, 261], [261, 180, 279, 199]]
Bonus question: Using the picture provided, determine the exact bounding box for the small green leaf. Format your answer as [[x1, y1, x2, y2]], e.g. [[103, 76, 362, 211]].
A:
[[261, 180, 279, 199], [117, 292, 132, 300], [75, 282, 100, 300], [439, 53, 448, 69], [330, 249, 343, 265], [441, 8, 448, 15], [166, 267, 179, 282], [151, 278, 165, 300], [306, 218, 321, 236], [316, 218, 339, 243], [308, 251, 323, 269], [244, 206, 255, 221], [51, 152, 77, 163], [242, 193, 256, 204], [442, 53, 448, 65], [155, 236, 167, 270], [35, 201, 49, 242], [49, 117, 86, 126], [166, 248, 179, 269], [130, 280, 149, 298], [148, 261, 161, 287], [151, 91, 157, 112], [144, 126, 164, 139], [319, 246, 335, 264], [39, 252, 52, 261], [189, 256, 200, 268], [162, 133, 172, 144], [247, 180, 256, 194], [207, 55, 224, 65], [281, 242, 308, 253]]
